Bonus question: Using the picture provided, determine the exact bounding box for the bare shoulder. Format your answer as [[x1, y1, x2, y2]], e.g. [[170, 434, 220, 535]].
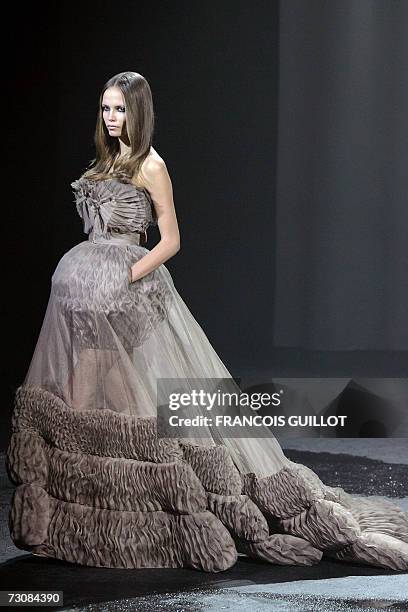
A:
[[133, 147, 169, 190]]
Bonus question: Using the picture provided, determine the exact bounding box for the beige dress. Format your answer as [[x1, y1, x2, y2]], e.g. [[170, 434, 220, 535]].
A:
[[19, 175, 408, 570]]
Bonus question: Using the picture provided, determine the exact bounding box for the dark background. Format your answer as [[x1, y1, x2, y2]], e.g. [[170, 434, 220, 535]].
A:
[[274, 0, 408, 351], [3, 0, 407, 449]]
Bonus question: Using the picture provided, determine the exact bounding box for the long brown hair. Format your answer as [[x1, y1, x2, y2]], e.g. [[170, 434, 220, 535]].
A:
[[81, 71, 155, 184]]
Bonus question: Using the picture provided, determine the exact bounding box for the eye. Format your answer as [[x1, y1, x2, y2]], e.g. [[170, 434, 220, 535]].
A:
[[101, 105, 125, 112]]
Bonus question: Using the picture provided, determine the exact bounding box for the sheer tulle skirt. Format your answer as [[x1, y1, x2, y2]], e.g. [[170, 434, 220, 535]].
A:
[[24, 236, 289, 477], [21, 235, 408, 570]]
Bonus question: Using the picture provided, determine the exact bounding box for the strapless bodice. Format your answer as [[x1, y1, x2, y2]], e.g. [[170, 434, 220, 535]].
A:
[[71, 176, 157, 242]]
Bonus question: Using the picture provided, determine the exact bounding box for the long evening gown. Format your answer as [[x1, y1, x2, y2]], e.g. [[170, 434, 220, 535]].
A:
[[17, 175, 408, 570]]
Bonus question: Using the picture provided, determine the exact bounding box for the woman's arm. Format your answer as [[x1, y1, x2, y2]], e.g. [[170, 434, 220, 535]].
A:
[[129, 157, 181, 282]]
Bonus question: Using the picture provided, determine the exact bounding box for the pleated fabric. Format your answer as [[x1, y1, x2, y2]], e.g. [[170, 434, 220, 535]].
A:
[[24, 177, 289, 476], [19, 176, 408, 571]]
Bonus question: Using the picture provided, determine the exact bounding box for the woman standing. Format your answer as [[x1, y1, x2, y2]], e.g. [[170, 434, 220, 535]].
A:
[[17, 71, 408, 571]]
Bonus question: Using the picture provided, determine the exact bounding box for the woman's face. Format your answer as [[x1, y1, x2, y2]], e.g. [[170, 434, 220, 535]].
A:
[[101, 87, 127, 137]]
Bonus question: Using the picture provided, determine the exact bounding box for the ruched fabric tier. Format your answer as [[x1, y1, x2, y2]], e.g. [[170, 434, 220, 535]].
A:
[[7, 385, 408, 571]]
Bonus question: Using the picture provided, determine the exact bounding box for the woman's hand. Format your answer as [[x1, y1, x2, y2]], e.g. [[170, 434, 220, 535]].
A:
[[128, 267, 134, 283]]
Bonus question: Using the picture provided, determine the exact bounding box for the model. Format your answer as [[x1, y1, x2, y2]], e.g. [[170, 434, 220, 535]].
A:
[[6, 71, 408, 572]]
